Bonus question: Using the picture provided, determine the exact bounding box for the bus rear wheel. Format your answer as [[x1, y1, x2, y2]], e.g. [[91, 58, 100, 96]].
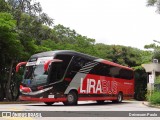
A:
[[63, 91, 78, 106], [44, 102, 54, 106], [112, 92, 123, 103]]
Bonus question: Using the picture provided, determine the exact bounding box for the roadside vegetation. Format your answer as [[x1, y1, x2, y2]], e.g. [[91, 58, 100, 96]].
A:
[[147, 90, 160, 105], [0, 0, 158, 102]]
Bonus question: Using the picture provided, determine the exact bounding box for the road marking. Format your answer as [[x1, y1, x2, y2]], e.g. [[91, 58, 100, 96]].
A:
[[8, 108, 25, 111], [3, 117, 34, 120]]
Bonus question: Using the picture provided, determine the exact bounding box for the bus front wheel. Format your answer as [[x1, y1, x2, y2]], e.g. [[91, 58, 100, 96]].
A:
[[63, 91, 78, 106]]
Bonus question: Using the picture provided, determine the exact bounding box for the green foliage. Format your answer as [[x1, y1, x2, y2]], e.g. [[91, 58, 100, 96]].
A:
[[147, 91, 160, 105], [0, 0, 54, 101], [144, 41, 160, 62], [0, 12, 23, 59], [94, 44, 151, 67], [0, 12, 15, 30], [147, 0, 157, 6], [140, 50, 152, 64], [144, 43, 158, 49], [147, 0, 160, 14], [94, 43, 110, 59], [0, 12, 24, 101], [134, 68, 148, 100], [0, 0, 10, 12], [155, 75, 160, 84]]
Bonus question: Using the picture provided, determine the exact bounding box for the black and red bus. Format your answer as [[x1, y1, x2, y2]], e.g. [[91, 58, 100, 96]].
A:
[[16, 50, 134, 105]]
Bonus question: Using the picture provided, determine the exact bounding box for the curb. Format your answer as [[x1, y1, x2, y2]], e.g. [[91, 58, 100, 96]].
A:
[[142, 101, 160, 109], [0, 101, 40, 104]]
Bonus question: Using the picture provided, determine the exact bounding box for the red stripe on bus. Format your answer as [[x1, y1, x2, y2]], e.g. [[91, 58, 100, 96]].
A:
[[19, 96, 67, 102], [78, 96, 133, 101]]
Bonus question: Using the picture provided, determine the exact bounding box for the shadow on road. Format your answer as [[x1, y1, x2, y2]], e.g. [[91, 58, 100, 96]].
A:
[[25, 101, 133, 107]]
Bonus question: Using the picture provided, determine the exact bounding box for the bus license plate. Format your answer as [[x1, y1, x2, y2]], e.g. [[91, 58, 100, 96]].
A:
[[48, 95, 54, 98]]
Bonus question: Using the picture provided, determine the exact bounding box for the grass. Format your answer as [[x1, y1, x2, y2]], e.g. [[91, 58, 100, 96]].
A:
[[147, 91, 160, 105]]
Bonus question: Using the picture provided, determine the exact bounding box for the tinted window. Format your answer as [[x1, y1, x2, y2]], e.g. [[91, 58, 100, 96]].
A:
[[65, 56, 90, 78], [109, 66, 121, 77], [70, 56, 89, 72], [48, 62, 63, 82], [90, 63, 133, 80], [55, 55, 72, 68], [48, 55, 72, 83], [90, 63, 111, 76], [119, 69, 133, 80]]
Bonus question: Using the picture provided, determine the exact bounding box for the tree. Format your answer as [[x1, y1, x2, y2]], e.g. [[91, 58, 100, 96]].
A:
[[146, 1, 160, 60], [144, 40, 160, 61], [4, 0, 54, 101], [6, 0, 53, 27], [53, 24, 78, 43], [95, 45, 143, 67], [147, 0, 160, 13], [6, 0, 54, 46], [0, 12, 24, 100], [0, 0, 10, 12]]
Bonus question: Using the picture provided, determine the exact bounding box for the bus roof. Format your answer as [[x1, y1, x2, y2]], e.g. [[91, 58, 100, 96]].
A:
[[100, 59, 133, 71], [30, 50, 97, 60], [30, 50, 133, 71]]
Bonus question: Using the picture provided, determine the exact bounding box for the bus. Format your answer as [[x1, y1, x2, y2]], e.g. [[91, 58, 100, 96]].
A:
[[16, 50, 134, 105]]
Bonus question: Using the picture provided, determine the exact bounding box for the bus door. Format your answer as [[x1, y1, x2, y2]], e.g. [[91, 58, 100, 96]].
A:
[[48, 55, 73, 92]]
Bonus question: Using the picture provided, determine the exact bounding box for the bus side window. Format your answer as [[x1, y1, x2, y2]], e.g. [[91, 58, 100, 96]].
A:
[[89, 63, 110, 76], [48, 55, 72, 83], [66, 57, 88, 78], [71, 57, 85, 72], [104, 65, 112, 77], [109, 66, 120, 78], [119, 69, 133, 80]]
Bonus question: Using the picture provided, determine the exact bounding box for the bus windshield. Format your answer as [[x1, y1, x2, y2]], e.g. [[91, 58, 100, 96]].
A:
[[22, 65, 48, 86]]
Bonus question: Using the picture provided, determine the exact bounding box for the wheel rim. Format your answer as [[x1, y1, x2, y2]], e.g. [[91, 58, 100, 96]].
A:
[[68, 94, 74, 102], [118, 94, 122, 102]]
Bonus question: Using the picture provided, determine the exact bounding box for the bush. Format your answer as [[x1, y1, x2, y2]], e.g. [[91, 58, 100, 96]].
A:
[[134, 68, 147, 101], [147, 91, 160, 105]]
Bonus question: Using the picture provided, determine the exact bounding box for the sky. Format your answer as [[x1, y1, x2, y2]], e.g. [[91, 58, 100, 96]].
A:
[[37, 0, 160, 50]]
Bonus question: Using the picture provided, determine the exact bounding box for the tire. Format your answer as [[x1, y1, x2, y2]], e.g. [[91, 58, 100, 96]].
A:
[[96, 100, 105, 104], [112, 92, 123, 103], [44, 102, 54, 106], [63, 91, 78, 106]]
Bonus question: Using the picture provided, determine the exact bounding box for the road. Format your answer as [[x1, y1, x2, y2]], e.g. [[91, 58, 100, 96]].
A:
[[0, 100, 159, 120]]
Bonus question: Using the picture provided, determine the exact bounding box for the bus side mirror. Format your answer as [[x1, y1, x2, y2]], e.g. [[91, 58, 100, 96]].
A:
[[16, 62, 27, 72], [44, 60, 54, 72], [44, 59, 63, 72]]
